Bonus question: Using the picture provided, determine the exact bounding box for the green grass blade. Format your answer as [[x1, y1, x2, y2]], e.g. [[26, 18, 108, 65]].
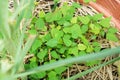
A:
[[11, 0, 35, 74], [0, 40, 4, 52], [11, 29, 25, 74], [23, 0, 34, 19], [0, 0, 17, 56], [66, 57, 120, 80], [10, 0, 34, 21], [10, 0, 29, 21], [12, 34, 36, 74], [0, 0, 11, 38], [14, 0, 34, 29], [13, 46, 120, 78]]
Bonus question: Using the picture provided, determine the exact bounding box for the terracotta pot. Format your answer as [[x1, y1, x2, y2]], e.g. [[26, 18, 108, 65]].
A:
[[76, 0, 120, 30]]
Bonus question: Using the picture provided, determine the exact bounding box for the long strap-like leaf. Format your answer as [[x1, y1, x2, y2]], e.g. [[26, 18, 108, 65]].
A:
[[13, 46, 120, 78], [0, 0, 11, 38], [66, 57, 120, 80]]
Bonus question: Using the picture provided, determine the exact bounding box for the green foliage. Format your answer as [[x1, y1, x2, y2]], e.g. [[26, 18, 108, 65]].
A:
[[84, 0, 96, 3], [54, 66, 67, 74], [78, 44, 87, 50], [72, 2, 81, 8], [48, 71, 58, 80], [93, 14, 103, 21], [63, 35, 72, 47], [0, 1, 119, 80], [46, 38, 58, 47], [37, 49, 47, 60], [100, 17, 111, 28], [51, 51, 60, 59], [35, 18, 45, 30], [106, 27, 118, 41], [0, 0, 35, 80], [20, 47, 120, 80], [71, 17, 78, 24], [39, 10, 45, 18], [26, 2, 119, 79], [31, 39, 42, 52], [78, 16, 90, 24], [45, 9, 62, 22], [106, 33, 118, 41]]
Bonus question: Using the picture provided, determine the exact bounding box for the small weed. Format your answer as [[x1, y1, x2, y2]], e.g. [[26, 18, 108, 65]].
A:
[[25, 2, 119, 80]]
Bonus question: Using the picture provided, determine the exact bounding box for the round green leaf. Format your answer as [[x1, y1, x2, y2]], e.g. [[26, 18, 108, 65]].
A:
[[46, 39, 58, 47], [78, 44, 87, 50]]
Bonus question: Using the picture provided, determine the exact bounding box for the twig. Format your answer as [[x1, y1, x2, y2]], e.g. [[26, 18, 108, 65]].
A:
[[48, 49, 51, 60]]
